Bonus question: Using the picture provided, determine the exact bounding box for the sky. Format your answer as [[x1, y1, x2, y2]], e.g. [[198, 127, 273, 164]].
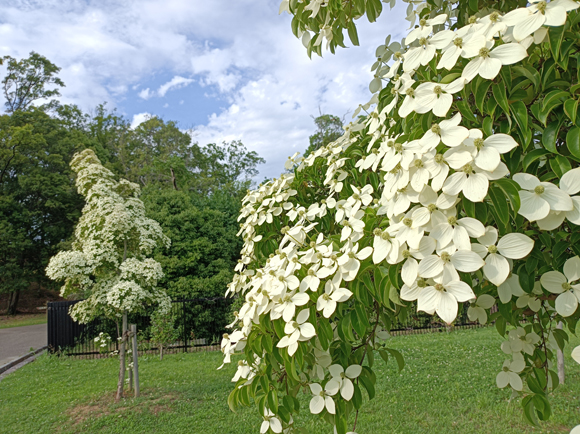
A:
[[0, 0, 409, 180]]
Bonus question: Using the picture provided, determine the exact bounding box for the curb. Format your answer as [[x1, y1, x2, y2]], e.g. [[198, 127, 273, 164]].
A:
[[0, 346, 47, 375]]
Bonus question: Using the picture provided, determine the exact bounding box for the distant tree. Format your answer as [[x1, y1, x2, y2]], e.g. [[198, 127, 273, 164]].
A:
[[303, 114, 344, 158], [0, 109, 84, 314], [2, 52, 65, 113]]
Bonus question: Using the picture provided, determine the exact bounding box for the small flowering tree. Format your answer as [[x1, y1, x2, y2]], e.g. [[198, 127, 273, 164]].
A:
[[222, 0, 580, 432], [46, 148, 170, 401]]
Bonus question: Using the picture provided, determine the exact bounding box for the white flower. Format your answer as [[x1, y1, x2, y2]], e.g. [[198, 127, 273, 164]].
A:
[[462, 42, 528, 81], [437, 31, 487, 70], [316, 282, 353, 318], [505, 0, 579, 42], [513, 173, 573, 221], [309, 382, 338, 414], [419, 113, 469, 150], [260, 409, 282, 433], [337, 243, 373, 281], [441, 163, 489, 203], [273, 291, 310, 322], [540, 256, 580, 317], [417, 278, 475, 324], [326, 364, 362, 400], [276, 309, 316, 356], [403, 30, 455, 72], [405, 14, 448, 45], [498, 274, 525, 303], [418, 249, 484, 283], [506, 327, 540, 355], [462, 130, 519, 172], [467, 294, 495, 324], [496, 355, 525, 391], [430, 213, 485, 250], [413, 78, 466, 117], [471, 227, 534, 286]]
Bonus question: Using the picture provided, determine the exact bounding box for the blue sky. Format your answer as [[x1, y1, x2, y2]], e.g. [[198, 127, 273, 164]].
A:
[[0, 0, 408, 180]]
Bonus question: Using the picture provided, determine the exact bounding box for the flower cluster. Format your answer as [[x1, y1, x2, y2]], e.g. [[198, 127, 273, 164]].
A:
[[46, 149, 171, 323], [225, 1, 580, 432]]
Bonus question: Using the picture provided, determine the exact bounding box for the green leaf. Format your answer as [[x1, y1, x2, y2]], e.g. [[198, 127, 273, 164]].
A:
[[267, 389, 279, 413], [492, 178, 521, 214], [492, 83, 510, 115], [567, 126, 580, 159], [549, 155, 572, 178], [513, 65, 540, 89], [511, 100, 528, 132], [564, 99, 578, 123], [457, 100, 477, 122], [542, 121, 560, 154], [488, 186, 509, 226], [548, 24, 565, 62], [462, 197, 476, 218], [359, 374, 376, 400], [523, 148, 550, 171], [483, 116, 493, 136], [347, 21, 359, 46], [475, 81, 492, 114], [386, 348, 405, 371]]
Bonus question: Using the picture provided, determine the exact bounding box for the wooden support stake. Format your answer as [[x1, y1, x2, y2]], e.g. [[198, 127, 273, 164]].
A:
[[131, 324, 140, 397]]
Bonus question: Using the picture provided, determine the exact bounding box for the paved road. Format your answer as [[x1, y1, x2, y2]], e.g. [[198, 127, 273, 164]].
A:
[[0, 324, 46, 367]]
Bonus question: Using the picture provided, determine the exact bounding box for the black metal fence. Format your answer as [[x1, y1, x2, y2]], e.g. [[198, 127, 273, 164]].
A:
[[47, 298, 234, 357], [48, 297, 477, 358]]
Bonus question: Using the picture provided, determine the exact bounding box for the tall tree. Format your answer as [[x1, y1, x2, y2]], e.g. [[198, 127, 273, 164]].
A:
[[0, 109, 84, 314], [46, 149, 170, 401], [2, 52, 65, 113], [303, 114, 344, 158]]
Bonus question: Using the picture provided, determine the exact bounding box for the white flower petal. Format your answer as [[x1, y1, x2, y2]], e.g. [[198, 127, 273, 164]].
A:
[[345, 364, 362, 379], [560, 167, 580, 195], [475, 146, 501, 171], [497, 233, 534, 259], [483, 253, 510, 286], [445, 280, 475, 302], [556, 290, 578, 317], [540, 271, 567, 294], [479, 57, 502, 80], [451, 250, 485, 272], [572, 345, 580, 364], [437, 291, 458, 324], [418, 255, 444, 278], [518, 191, 550, 221], [463, 173, 489, 202], [513, 173, 540, 190], [310, 395, 325, 414], [564, 256, 580, 282], [402, 258, 419, 287]]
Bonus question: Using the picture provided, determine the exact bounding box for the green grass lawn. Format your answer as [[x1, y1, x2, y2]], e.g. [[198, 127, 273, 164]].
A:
[[0, 327, 578, 434], [0, 313, 47, 329]]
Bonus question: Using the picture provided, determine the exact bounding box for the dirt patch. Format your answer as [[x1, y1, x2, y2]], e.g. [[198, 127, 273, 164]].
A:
[[58, 389, 180, 432]]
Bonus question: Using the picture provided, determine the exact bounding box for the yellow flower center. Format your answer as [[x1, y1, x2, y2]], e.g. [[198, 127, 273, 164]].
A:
[[534, 185, 545, 194]]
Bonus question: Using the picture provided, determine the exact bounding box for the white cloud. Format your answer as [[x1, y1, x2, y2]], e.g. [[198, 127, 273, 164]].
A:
[[131, 112, 151, 129], [157, 75, 194, 97], [0, 0, 409, 179], [138, 88, 152, 99]]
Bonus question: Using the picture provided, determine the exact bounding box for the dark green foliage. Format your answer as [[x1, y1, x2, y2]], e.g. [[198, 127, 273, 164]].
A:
[[303, 114, 344, 158], [2, 52, 65, 113], [143, 189, 242, 300], [0, 109, 85, 313]]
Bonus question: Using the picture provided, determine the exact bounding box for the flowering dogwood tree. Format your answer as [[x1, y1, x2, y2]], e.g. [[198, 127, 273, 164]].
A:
[[222, 0, 580, 432], [46, 148, 170, 401]]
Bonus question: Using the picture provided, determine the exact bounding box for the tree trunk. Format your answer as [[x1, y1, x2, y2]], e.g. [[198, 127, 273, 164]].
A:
[[170, 167, 178, 191], [160, 344, 163, 361], [115, 311, 128, 402], [557, 321, 565, 385], [7, 289, 20, 315]]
